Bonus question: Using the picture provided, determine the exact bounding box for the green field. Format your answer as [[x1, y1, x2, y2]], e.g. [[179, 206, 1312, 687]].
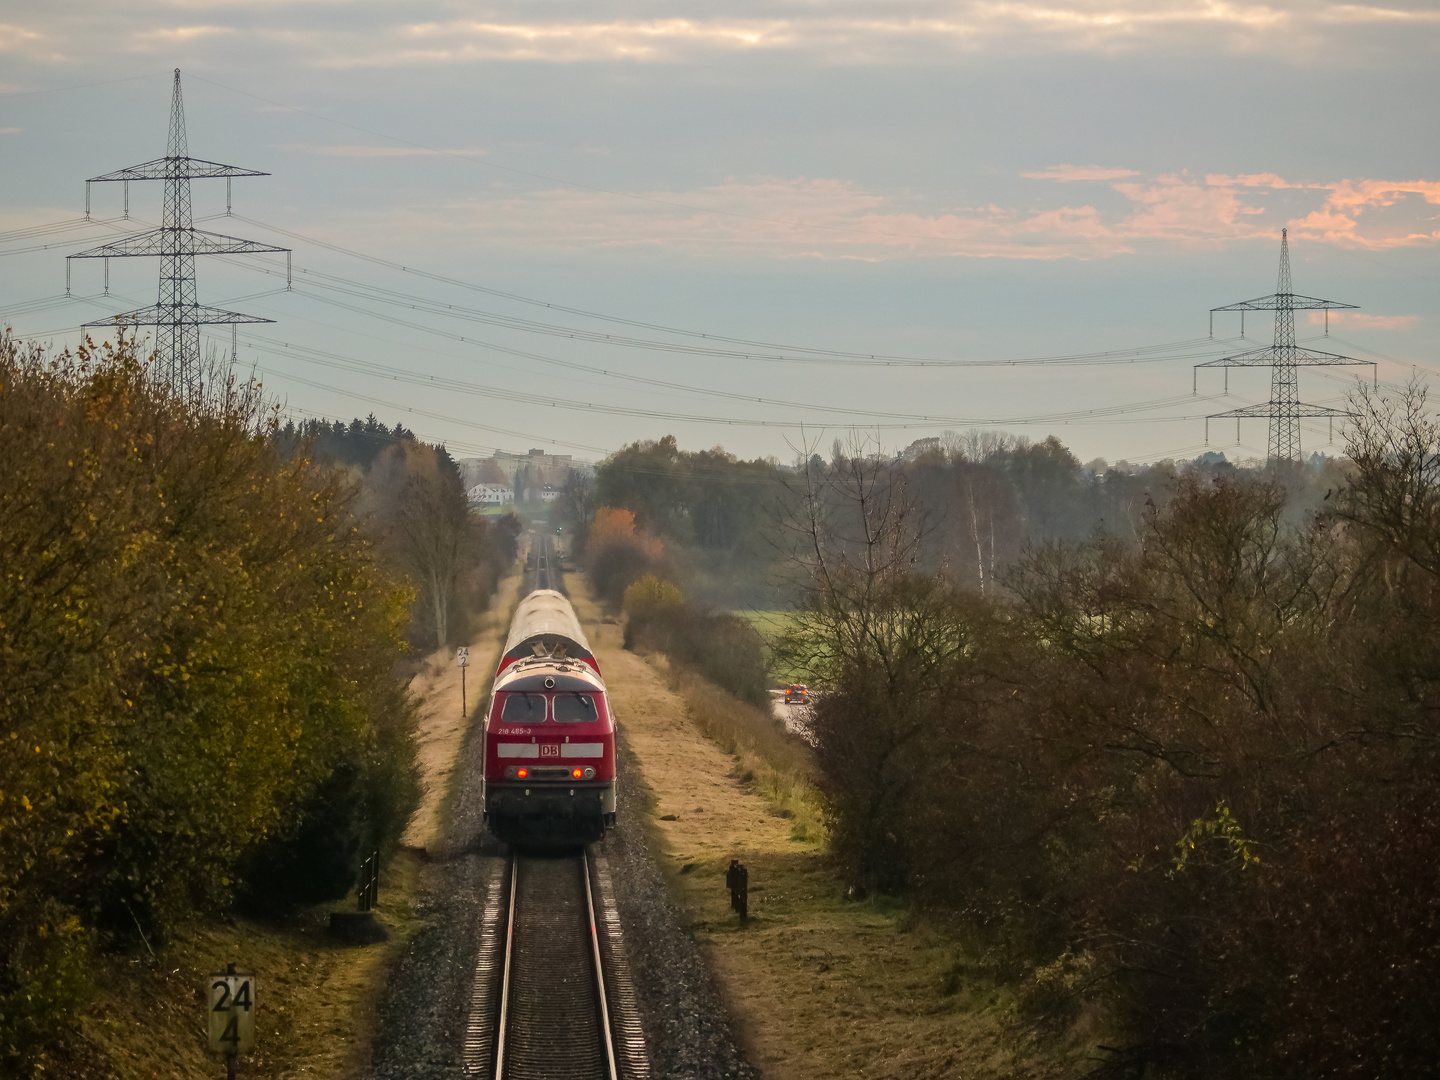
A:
[[734, 609, 813, 685]]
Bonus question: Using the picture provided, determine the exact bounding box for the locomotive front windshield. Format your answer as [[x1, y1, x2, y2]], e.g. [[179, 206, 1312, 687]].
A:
[[499, 692, 547, 723], [552, 693, 598, 723]]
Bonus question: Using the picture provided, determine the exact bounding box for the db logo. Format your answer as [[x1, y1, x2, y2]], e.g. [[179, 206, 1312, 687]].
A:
[[539, 743, 560, 758]]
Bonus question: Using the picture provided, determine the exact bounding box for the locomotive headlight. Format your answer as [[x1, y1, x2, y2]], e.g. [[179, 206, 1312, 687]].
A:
[[506, 766, 529, 780], [582, 766, 596, 780]]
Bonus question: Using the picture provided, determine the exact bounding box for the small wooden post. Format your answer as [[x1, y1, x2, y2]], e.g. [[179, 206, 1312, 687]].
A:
[[726, 859, 749, 922]]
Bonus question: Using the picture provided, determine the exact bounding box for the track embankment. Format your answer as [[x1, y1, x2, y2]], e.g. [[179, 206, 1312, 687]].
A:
[[567, 576, 1069, 1080], [403, 569, 526, 852], [76, 571, 531, 1080]]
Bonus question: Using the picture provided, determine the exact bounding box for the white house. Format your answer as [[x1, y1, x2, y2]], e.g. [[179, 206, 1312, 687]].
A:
[[468, 483, 514, 506]]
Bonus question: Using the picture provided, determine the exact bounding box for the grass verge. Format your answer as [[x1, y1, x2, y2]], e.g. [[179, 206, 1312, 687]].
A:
[[52, 563, 527, 1080], [57, 852, 426, 1080], [654, 657, 825, 846], [424, 568, 525, 853]]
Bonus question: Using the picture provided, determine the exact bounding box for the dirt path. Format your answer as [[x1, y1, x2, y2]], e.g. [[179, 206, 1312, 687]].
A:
[[401, 570, 524, 851]]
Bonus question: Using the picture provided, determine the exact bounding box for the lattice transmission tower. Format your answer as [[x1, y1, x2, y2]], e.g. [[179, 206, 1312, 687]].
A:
[[1195, 229, 1373, 463], [68, 69, 289, 399]]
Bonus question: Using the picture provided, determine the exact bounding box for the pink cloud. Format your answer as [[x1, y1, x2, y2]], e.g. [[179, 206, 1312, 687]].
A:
[[1112, 173, 1268, 240], [1024, 165, 1140, 182], [1306, 311, 1418, 330], [342, 167, 1440, 263], [1326, 178, 1440, 210], [1289, 178, 1440, 249], [1206, 172, 1318, 189]]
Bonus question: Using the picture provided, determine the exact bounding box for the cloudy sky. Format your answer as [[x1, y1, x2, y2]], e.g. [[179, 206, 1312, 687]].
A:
[[2, 1, 1438, 464]]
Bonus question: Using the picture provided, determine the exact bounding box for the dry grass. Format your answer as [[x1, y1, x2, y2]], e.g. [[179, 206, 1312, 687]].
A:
[[408, 568, 525, 851], [66, 852, 425, 1080], [659, 659, 826, 846]]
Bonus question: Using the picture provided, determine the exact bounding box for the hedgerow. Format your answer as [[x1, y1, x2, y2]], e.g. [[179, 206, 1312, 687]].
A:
[[0, 331, 418, 1074], [780, 397, 1440, 1077]]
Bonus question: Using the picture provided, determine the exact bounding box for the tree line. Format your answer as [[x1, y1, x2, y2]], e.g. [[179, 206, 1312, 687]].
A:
[[573, 417, 1430, 1073], [776, 391, 1439, 1077], [277, 415, 521, 652], [0, 334, 513, 1074], [563, 428, 1341, 616]]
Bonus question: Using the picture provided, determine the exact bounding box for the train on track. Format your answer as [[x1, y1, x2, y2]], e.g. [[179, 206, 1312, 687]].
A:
[[482, 587, 617, 845]]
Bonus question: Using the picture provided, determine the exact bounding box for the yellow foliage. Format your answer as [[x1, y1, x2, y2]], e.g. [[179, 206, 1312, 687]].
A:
[[623, 574, 684, 615], [0, 330, 418, 1074], [1169, 801, 1261, 877]]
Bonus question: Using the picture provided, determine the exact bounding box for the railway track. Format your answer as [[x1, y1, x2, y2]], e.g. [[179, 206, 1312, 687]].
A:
[[525, 532, 564, 594], [463, 849, 648, 1080]]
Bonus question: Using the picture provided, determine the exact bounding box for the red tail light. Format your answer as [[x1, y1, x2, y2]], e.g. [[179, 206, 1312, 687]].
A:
[[516, 767, 529, 779], [572, 767, 584, 779]]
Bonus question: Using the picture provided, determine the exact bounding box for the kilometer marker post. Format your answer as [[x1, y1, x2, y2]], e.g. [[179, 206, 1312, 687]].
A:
[[208, 962, 256, 1078], [457, 646, 469, 717]]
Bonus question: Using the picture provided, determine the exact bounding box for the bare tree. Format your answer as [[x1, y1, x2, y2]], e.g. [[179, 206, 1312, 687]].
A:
[[776, 433, 985, 888], [369, 442, 469, 649], [558, 467, 598, 545], [1342, 376, 1440, 577], [777, 433, 932, 684]]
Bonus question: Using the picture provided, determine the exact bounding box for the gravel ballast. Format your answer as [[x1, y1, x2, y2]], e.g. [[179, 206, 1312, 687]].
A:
[[364, 717, 756, 1080]]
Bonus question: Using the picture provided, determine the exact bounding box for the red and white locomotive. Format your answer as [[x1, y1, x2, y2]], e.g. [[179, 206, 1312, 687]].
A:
[[482, 589, 617, 844]]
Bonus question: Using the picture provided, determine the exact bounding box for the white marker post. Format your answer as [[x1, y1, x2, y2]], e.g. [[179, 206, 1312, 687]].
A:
[[208, 964, 256, 1079], [457, 646, 470, 717]]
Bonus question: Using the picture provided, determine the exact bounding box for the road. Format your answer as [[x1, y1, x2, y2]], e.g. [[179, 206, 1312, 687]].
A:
[[769, 692, 818, 746]]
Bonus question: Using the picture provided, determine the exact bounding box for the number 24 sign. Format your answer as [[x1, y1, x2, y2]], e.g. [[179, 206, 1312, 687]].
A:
[[208, 973, 257, 1054]]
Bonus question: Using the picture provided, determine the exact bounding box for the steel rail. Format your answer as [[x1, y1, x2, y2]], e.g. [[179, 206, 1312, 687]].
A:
[[493, 855, 519, 1080], [492, 851, 619, 1080], [582, 849, 620, 1080]]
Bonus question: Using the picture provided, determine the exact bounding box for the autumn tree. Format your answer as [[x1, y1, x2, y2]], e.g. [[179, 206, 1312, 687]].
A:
[[0, 331, 418, 1075]]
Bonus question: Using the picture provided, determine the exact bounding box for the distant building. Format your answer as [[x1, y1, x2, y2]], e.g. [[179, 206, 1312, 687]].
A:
[[538, 484, 562, 504], [468, 483, 514, 506], [491, 448, 574, 488]]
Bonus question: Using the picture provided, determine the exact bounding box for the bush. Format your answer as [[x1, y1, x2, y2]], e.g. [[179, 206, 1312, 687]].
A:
[[240, 667, 419, 909], [585, 507, 663, 607], [623, 579, 770, 707], [623, 573, 685, 616], [0, 906, 90, 1077]]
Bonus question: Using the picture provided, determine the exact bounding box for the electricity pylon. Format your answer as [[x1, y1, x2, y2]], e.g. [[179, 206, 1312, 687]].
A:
[[1196, 229, 1372, 462], [68, 69, 289, 399]]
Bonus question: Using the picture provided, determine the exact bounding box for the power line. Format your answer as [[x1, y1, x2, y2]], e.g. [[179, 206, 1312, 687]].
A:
[[0, 72, 167, 100], [230, 213, 1230, 370], [245, 329, 1232, 430]]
